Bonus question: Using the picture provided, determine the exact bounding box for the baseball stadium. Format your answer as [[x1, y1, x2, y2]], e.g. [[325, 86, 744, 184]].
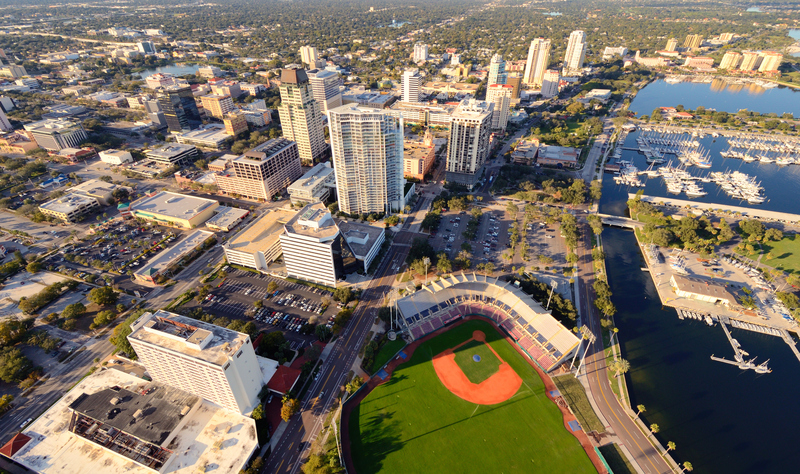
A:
[[343, 273, 603, 474]]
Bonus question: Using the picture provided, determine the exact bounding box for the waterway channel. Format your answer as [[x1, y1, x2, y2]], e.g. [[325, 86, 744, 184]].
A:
[[602, 227, 800, 473]]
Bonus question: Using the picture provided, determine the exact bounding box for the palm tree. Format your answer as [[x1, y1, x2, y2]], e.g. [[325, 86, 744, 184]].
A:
[[665, 441, 676, 455], [613, 358, 630, 378], [680, 461, 693, 472], [649, 423, 660, 438], [636, 404, 646, 416]]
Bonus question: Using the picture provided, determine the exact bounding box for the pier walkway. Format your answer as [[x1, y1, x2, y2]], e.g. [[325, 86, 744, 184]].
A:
[[628, 193, 800, 224], [780, 329, 800, 364]]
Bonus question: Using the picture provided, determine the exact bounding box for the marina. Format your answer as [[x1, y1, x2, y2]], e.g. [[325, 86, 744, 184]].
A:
[[710, 321, 772, 374], [627, 193, 800, 224]]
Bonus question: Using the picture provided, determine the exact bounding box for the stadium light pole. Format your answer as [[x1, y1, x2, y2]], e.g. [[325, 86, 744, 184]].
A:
[[546, 279, 558, 310], [423, 257, 430, 286], [576, 327, 596, 374]]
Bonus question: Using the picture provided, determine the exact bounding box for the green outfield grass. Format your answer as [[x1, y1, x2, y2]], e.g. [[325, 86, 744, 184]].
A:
[[348, 319, 596, 474], [453, 337, 501, 384]]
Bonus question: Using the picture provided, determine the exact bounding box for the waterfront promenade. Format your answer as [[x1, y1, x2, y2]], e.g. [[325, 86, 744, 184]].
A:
[[630, 193, 800, 224]]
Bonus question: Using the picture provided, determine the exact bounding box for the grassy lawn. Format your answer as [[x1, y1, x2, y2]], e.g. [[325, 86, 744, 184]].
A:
[[452, 338, 501, 384], [370, 338, 407, 374], [349, 320, 596, 474], [598, 443, 636, 474], [552, 374, 606, 434], [760, 233, 800, 274]]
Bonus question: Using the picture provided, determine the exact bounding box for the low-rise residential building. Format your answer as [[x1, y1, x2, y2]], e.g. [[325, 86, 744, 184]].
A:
[[146, 143, 200, 166], [53, 147, 96, 164], [287, 162, 337, 206], [131, 191, 219, 229], [511, 139, 538, 165], [683, 56, 715, 69], [240, 83, 267, 96], [0, 64, 27, 78], [223, 112, 248, 137], [98, 149, 133, 165], [133, 230, 216, 283], [200, 94, 234, 119], [241, 108, 272, 127], [223, 208, 298, 272], [198, 65, 223, 78], [38, 193, 100, 222]]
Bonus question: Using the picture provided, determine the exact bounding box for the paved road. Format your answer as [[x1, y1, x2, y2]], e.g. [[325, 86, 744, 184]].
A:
[[574, 221, 672, 474], [0, 337, 114, 446], [263, 229, 417, 474]]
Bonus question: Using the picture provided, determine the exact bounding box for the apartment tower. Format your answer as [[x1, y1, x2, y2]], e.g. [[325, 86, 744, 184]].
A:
[[445, 99, 494, 187], [402, 69, 423, 103], [328, 104, 404, 215], [486, 84, 513, 131], [563, 30, 587, 74], [487, 54, 507, 87], [523, 38, 551, 87]]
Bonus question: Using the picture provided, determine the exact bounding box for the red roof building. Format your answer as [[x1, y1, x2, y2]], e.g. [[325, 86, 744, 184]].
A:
[[266, 366, 302, 395], [0, 432, 31, 458]]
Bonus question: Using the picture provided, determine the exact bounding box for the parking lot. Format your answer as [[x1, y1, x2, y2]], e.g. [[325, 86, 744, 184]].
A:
[[188, 268, 340, 340], [430, 208, 512, 266]]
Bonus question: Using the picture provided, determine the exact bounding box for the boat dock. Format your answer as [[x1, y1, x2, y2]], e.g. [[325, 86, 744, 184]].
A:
[[780, 329, 800, 364], [711, 321, 772, 373], [628, 193, 800, 224]]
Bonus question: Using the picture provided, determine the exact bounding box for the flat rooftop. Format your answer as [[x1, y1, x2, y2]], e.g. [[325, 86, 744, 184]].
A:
[[176, 124, 230, 143], [132, 191, 218, 220], [39, 193, 96, 214], [337, 219, 384, 259], [135, 229, 215, 279], [128, 310, 249, 366], [146, 143, 197, 159], [23, 118, 82, 133], [205, 206, 249, 229], [69, 385, 199, 446], [284, 202, 339, 240], [226, 208, 297, 255], [404, 142, 434, 160], [69, 178, 123, 196], [11, 369, 258, 474], [288, 163, 334, 193], [239, 137, 295, 162]]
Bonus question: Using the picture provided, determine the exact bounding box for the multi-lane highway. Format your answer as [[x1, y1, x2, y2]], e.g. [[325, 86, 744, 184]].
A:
[[263, 227, 417, 474], [574, 221, 672, 474]]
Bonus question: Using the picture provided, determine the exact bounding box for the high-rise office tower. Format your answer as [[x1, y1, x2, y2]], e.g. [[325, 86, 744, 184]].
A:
[[307, 70, 343, 113], [563, 30, 587, 74], [665, 38, 678, 52], [137, 41, 156, 54], [523, 38, 551, 87], [487, 54, 507, 87], [300, 46, 319, 67], [540, 70, 561, 99], [127, 310, 263, 414], [413, 43, 429, 62], [215, 138, 301, 200], [506, 74, 522, 99], [278, 69, 326, 165], [155, 85, 202, 132], [200, 94, 234, 119], [683, 34, 703, 49], [402, 69, 423, 103], [486, 84, 513, 131], [445, 99, 494, 187], [719, 51, 743, 70], [328, 104, 404, 215]]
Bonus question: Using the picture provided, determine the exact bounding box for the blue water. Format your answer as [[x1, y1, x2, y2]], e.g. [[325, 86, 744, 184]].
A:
[[790, 29, 800, 57], [133, 64, 200, 78], [602, 228, 800, 474], [746, 6, 763, 12], [629, 79, 800, 117], [599, 131, 800, 216]]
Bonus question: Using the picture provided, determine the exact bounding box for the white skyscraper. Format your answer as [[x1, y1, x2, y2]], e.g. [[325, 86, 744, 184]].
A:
[[523, 38, 551, 88], [413, 43, 429, 62], [328, 104, 404, 215], [563, 30, 587, 74], [487, 54, 507, 87], [486, 84, 513, 131], [446, 99, 494, 187], [127, 310, 264, 414], [402, 69, 423, 103], [300, 46, 320, 67], [307, 69, 343, 113], [278, 69, 327, 165], [541, 70, 561, 99]]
